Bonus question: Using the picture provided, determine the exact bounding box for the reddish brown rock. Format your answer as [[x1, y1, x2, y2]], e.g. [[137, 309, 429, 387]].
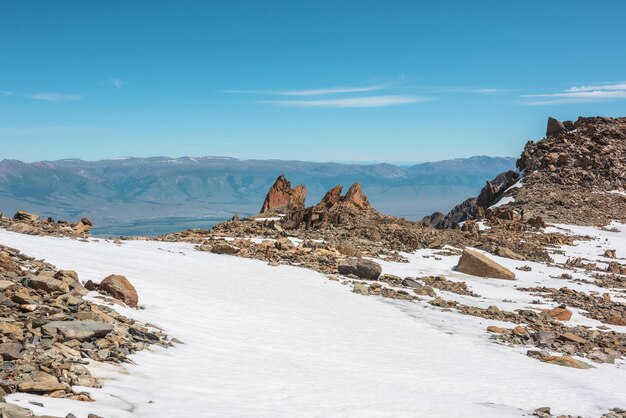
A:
[[99, 274, 139, 308], [341, 183, 371, 210], [314, 185, 343, 210], [260, 175, 307, 213], [547, 307, 573, 321]]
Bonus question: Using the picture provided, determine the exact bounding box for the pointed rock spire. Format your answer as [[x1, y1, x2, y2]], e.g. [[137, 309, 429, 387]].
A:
[[260, 175, 307, 214]]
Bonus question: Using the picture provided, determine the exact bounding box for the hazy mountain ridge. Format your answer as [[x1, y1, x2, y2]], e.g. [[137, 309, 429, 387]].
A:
[[0, 155, 515, 233]]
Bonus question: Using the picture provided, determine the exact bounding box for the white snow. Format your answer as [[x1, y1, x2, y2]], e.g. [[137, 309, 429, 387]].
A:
[[489, 195, 515, 209], [1, 227, 626, 418]]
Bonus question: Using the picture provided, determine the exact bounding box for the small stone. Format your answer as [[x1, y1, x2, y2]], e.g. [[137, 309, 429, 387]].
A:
[[547, 307, 572, 321], [487, 325, 507, 334], [0, 342, 23, 360], [353, 283, 370, 295]]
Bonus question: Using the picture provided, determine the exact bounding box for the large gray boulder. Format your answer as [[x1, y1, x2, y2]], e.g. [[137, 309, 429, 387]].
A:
[[338, 258, 382, 280], [42, 320, 114, 341]]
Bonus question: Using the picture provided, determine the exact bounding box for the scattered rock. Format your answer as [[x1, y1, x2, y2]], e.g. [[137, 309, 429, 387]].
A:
[[527, 350, 594, 369], [455, 248, 515, 280]]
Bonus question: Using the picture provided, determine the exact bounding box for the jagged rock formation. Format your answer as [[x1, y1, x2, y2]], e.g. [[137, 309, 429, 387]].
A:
[[260, 175, 307, 214], [283, 182, 376, 229], [423, 170, 519, 228]]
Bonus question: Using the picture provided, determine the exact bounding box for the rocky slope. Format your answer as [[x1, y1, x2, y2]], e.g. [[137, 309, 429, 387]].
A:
[[511, 116, 626, 225], [0, 242, 172, 417], [430, 117, 626, 228]]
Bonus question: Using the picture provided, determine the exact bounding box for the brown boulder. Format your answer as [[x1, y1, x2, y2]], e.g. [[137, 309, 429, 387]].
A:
[[260, 175, 307, 213], [210, 243, 240, 255], [338, 258, 382, 280], [99, 274, 138, 308], [455, 248, 515, 280], [18, 371, 68, 393]]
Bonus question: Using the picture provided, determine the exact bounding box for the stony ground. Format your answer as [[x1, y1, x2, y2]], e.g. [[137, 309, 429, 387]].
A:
[[0, 242, 172, 418]]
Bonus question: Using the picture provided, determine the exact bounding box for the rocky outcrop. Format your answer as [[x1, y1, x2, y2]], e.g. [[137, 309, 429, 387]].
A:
[[283, 182, 377, 230], [455, 248, 515, 280], [476, 170, 519, 208], [427, 116, 626, 227], [423, 170, 519, 228], [513, 116, 626, 224], [260, 175, 307, 213], [0, 211, 93, 238]]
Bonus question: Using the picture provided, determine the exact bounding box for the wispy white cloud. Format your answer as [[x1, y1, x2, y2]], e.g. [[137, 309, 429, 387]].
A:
[[404, 85, 509, 94], [521, 81, 626, 105], [223, 84, 386, 96], [0, 90, 11, 97], [566, 82, 626, 92], [263, 95, 428, 108], [110, 79, 124, 89], [471, 88, 508, 94], [30, 93, 82, 102]]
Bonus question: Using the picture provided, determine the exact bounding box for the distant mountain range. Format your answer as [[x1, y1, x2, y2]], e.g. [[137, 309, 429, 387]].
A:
[[0, 155, 516, 234]]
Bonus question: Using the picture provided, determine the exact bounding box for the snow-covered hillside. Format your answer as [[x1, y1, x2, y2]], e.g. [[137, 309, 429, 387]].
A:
[[0, 226, 625, 418]]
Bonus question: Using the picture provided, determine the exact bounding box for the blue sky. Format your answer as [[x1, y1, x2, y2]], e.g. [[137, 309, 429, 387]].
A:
[[1, 0, 626, 163]]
